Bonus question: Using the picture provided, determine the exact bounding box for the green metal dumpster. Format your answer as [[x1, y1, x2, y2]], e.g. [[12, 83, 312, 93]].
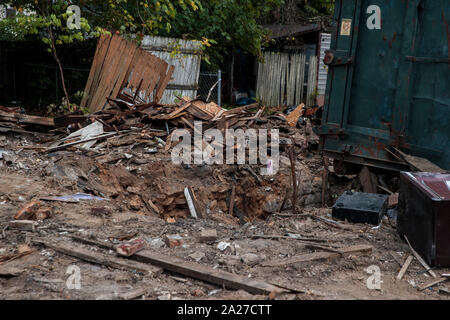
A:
[[318, 0, 450, 171]]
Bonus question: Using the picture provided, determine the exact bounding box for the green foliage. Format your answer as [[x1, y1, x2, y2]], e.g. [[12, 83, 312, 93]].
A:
[[46, 91, 89, 115], [161, 0, 283, 68]]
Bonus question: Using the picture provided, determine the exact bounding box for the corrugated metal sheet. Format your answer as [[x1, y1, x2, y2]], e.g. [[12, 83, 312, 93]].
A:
[[317, 33, 331, 95], [141, 36, 202, 104]]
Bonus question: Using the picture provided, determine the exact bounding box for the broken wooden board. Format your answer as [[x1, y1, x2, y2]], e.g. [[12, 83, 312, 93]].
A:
[[81, 34, 174, 112], [33, 239, 162, 277], [0, 110, 54, 127], [262, 252, 340, 267], [285, 103, 305, 127], [69, 235, 285, 295], [359, 166, 378, 194], [262, 245, 373, 267], [418, 277, 448, 291], [404, 235, 437, 278], [396, 255, 414, 281], [391, 147, 445, 173], [132, 249, 286, 295]]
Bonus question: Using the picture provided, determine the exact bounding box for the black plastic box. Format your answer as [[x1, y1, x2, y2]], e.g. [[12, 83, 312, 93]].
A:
[[332, 191, 388, 225]]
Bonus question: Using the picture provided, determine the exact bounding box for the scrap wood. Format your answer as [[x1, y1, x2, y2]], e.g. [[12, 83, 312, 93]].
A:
[[132, 249, 287, 295], [388, 146, 445, 173], [390, 251, 406, 267], [439, 287, 450, 295], [262, 251, 340, 267], [118, 287, 148, 300], [81, 34, 174, 113], [418, 277, 448, 291], [261, 245, 373, 267], [404, 235, 437, 278], [396, 255, 414, 281], [285, 103, 305, 127], [184, 187, 199, 219], [68, 235, 285, 295], [0, 110, 54, 127], [0, 244, 34, 265], [32, 239, 162, 277], [8, 220, 39, 232]]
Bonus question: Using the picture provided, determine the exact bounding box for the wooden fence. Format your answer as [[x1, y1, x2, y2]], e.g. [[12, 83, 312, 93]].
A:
[[141, 36, 202, 105], [256, 52, 317, 107]]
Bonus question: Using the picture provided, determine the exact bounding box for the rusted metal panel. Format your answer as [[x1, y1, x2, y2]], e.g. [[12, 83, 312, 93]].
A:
[[318, 0, 450, 171], [397, 172, 450, 267]]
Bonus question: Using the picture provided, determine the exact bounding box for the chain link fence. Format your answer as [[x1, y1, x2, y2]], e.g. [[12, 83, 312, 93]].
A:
[[197, 70, 222, 105]]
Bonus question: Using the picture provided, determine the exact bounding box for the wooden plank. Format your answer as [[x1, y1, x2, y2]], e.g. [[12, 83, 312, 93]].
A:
[[94, 36, 130, 111], [89, 35, 124, 111], [404, 235, 437, 278], [133, 249, 285, 295], [69, 235, 284, 295], [80, 34, 108, 109], [33, 239, 162, 276], [262, 252, 340, 267], [109, 40, 138, 103], [396, 255, 414, 281], [390, 251, 406, 267], [0, 110, 54, 127], [359, 166, 378, 194], [155, 65, 175, 103], [338, 244, 373, 255], [418, 277, 448, 291]]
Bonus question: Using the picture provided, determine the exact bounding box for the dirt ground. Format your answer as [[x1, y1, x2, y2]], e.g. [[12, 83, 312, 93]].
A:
[[0, 130, 449, 300]]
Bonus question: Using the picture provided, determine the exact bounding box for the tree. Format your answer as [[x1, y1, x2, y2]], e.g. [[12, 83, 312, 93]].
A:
[[0, 0, 201, 107], [159, 0, 283, 68]]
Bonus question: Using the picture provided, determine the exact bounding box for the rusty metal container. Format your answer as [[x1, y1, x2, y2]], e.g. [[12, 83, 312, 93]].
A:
[[317, 0, 450, 171], [397, 172, 450, 267]]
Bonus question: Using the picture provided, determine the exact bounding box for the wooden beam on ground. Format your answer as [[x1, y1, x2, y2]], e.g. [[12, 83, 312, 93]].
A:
[[70, 235, 285, 295], [33, 239, 162, 277], [262, 252, 340, 267], [131, 249, 286, 295], [396, 255, 414, 281], [404, 235, 437, 278], [262, 245, 373, 267], [418, 277, 448, 291], [0, 110, 54, 127]]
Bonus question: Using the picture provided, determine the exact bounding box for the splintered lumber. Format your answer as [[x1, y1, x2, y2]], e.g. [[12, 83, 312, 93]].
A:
[[418, 277, 448, 291], [262, 245, 373, 267], [262, 252, 340, 267], [285, 103, 305, 127], [132, 249, 286, 295], [118, 287, 148, 300], [0, 110, 54, 127], [390, 251, 405, 267], [33, 239, 162, 276], [396, 255, 414, 281], [404, 235, 437, 278], [184, 187, 198, 219], [81, 34, 174, 112], [8, 220, 38, 232], [70, 235, 285, 295], [338, 244, 373, 255]]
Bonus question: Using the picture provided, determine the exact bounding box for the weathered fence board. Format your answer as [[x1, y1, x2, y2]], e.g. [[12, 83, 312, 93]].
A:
[[256, 52, 317, 107], [141, 36, 202, 105]]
